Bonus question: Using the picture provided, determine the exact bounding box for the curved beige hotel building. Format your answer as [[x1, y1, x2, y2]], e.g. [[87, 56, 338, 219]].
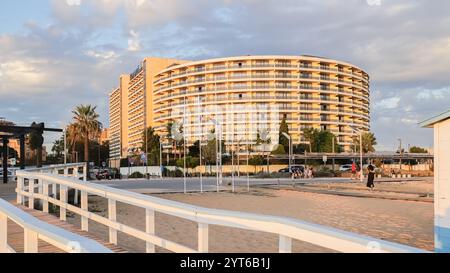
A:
[[109, 56, 370, 163]]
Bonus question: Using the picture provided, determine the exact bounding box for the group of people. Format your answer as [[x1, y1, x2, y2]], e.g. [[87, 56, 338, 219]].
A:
[[291, 167, 314, 179], [351, 161, 376, 190]]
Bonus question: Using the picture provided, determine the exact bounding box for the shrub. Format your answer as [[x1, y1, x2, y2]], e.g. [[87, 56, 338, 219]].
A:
[[314, 167, 341, 178], [129, 172, 144, 179]]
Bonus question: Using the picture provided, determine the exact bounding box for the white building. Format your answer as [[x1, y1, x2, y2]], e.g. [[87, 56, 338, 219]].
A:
[[421, 110, 450, 253]]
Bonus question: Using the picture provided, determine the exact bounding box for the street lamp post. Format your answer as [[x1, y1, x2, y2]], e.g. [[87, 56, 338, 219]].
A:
[[398, 138, 403, 173], [208, 118, 222, 192], [231, 142, 235, 193], [351, 126, 364, 183], [247, 140, 250, 192], [199, 136, 203, 194]]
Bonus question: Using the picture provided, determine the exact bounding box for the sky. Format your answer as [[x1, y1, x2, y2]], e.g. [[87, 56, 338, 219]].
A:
[[1, 0, 450, 152]]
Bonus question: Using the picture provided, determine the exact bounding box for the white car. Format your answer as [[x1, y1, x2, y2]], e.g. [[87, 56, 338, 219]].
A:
[[339, 164, 353, 172]]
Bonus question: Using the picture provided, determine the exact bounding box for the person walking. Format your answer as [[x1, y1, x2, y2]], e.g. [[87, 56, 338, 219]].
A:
[[351, 161, 356, 180], [367, 164, 376, 190]]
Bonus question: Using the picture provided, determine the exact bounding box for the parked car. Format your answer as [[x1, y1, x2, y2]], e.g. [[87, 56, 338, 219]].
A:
[[339, 164, 353, 172], [0, 169, 13, 177], [278, 165, 305, 173], [96, 168, 121, 180]]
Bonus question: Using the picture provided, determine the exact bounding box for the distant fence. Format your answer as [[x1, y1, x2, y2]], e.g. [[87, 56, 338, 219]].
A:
[[14, 164, 429, 253]]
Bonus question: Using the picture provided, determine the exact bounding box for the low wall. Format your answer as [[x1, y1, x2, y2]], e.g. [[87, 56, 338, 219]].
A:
[[120, 166, 162, 177]]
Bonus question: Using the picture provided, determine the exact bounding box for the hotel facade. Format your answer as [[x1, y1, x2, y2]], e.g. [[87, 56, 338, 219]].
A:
[[109, 56, 370, 164]]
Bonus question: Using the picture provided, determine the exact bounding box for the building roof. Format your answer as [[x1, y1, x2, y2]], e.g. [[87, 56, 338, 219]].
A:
[[420, 110, 450, 128]]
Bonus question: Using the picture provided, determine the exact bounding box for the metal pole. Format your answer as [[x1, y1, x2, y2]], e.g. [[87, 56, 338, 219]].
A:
[[237, 141, 240, 178], [159, 140, 163, 179], [64, 129, 67, 165], [184, 136, 187, 194], [20, 134, 25, 170], [332, 137, 335, 171], [2, 137, 8, 184], [398, 138, 403, 173], [199, 137, 203, 194], [289, 137, 292, 173], [219, 124, 223, 186], [232, 143, 235, 193], [216, 126, 219, 193], [360, 132, 363, 182], [247, 141, 250, 192]]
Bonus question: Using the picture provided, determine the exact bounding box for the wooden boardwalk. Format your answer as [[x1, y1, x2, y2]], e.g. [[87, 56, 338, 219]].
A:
[[7, 203, 128, 253]]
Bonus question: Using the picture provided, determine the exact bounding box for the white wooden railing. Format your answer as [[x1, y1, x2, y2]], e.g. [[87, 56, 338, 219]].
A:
[[15, 164, 429, 253], [0, 198, 112, 253]]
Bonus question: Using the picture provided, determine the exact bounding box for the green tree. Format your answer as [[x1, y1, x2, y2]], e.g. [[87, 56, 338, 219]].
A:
[[189, 140, 200, 157], [66, 123, 81, 162], [278, 117, 289, 153], [89, 140, 110, 166], [271, 144, 286, 155], [176, 156, 200, 173], [409, 146, 428, 153], [248, 156, 265, 173], [71, 105, 102, 163], [302, 127, 319, 152], [353, 132, 377, 153], [141, 127, 161, 166], [29, 122, 44, 167], [317, 131, 338, 153], [51, 136, 65, 158], [202, 139, 217, 173]]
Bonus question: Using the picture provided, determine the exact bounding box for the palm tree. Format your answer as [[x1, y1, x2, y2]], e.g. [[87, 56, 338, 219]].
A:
[[352, 132, 377, 153], [66, 123, 80, 162], [71, 105, 102, 163]]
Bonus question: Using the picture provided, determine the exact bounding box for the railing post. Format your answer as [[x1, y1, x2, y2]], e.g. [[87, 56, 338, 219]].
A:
[[52, 182, 57, 200], [0, 213, 7, 252], [64, 167, 68, 177], [108, 199, 117, 245], [279, 235, 292, 253], [28, 179, 35, 209], [37, 179, 43, 209], [83, 163, 87, 182], [145, 209, 155, 253], [74, 168, 79, 205], [60, 185, 67, 221], [42, 180, 49, 213], [81, 191, 88, 231], [16, 177, 23, 205], [198, 223, 209, 253], [24, 228, 39, 253]]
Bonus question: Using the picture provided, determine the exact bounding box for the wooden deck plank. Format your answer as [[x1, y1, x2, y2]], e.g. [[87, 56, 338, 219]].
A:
[[7, 202, 128, 253]]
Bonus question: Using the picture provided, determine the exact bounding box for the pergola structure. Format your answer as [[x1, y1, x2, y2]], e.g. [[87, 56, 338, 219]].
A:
[[0, 123, 63, 184]]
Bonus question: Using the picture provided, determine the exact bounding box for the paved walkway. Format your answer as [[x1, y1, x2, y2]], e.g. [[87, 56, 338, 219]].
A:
[[94, 176, 432, 194]]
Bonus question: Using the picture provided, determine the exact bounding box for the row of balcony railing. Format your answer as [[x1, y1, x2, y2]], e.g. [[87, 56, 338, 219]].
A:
[[154, 64, 369, 85], [153, 75, 368, 93], [153, 112, 369, 127], [153, 95, 370, 113], [153, 86, 369, 104]]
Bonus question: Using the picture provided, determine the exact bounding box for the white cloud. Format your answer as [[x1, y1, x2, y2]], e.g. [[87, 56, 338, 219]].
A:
[[127, 30, 141, 51], [85, 50, 118, 60], [3, 0, 450, 150], [374, 97, 401, 109]]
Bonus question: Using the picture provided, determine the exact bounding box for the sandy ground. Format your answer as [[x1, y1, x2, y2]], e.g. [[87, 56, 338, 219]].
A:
[[66, 186, 433, 253], [309, 179, 434, 194]]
